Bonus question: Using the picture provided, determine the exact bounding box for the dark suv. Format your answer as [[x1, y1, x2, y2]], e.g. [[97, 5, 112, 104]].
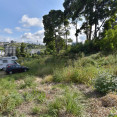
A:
[[5, 64, 29, 74]]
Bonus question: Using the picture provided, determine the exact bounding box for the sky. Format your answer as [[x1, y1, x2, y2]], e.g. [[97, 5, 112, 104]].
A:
[[0, 0, 85, 44]]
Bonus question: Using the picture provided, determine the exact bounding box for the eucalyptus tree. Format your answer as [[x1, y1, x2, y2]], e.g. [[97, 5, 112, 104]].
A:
[[63, 0, 117, 40], [63, 19, 70, 49], [43, 10, 65, 53], [72, 18, 82, 43]]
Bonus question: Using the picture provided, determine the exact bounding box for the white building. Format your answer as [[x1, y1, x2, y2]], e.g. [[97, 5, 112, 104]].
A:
[[5, 46, 16, 56], [0, 50, 5, 57]]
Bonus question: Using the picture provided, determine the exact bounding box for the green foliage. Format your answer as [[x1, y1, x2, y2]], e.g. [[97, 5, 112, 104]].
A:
[[70, 40, 100, 55], [95, 71, 117, 94], [48, 98, 63, 116], [32, 106, 41, 114], [19, 76, 36, 89], [20, 43, 26, 57], [108, 107, 117, 117], [16, 47, 20, 57], [43, 10, 64, 53], [53, 65, 98, 85], [48, 90, 84, 117], [64, 90, 84, 116], [101, 26, 117, 52], [23, 90, 46, 103], [0, 79, 24, 114], [0, 92, 23, 113]]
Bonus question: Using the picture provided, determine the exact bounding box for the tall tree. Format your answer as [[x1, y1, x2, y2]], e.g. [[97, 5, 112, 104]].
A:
[[43, 10, 64, 53], [64, 19, 70, 49], [63, 0, 117, 40]]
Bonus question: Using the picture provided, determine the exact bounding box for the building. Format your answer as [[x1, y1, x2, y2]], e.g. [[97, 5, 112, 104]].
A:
[[0, 50, 5, 57], [29, 49, 40, 55], [0, 42, 4, 46], [5, 45, 16, 56]]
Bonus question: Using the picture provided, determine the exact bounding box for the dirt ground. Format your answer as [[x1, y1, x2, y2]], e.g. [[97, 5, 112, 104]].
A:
[[0, 71, 6, 77], [14, 78, 117, 117]]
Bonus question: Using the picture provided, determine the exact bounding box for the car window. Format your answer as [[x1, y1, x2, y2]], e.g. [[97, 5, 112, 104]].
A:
[[16, 65, 21, 68], [12, 57, 15, 59], [12, 65, 16, 68]]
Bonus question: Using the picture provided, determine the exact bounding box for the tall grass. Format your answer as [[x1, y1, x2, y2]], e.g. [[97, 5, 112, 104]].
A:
[[53, 65, 98, 85], [0, 78, 24, 114]]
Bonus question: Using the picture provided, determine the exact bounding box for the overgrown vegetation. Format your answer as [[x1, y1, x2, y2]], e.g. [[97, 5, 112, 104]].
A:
[[1, 53, 117, 116]]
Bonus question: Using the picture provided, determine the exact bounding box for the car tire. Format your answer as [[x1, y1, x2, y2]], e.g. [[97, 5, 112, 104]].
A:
[[9, 71, 13, 74], [24, 69, 27, 72]]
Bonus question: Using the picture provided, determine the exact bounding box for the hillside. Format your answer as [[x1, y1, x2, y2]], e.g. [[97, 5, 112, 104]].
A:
[[0, 53, 117, 117]]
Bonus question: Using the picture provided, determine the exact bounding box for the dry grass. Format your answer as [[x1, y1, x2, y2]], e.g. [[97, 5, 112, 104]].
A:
[[42, 75, 53, 83], [101, 93, 117, 107]]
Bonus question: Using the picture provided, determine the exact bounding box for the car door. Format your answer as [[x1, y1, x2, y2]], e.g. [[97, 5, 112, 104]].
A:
[[12, 65, 17, 73], [15, 65, 21, 72]]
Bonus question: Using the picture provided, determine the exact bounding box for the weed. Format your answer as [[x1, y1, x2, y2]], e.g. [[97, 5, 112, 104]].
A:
[[95, 71, 117, 93], [19, 76, 36, 89], [32, 106, 41, 114]]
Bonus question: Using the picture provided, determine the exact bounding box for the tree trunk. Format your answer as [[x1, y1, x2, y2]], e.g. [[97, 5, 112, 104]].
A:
[[65, 27, 68, 50], [89, 25, 92, 40], [94, 23, 97, 39], [76, 22, 78, 43], [66, 32, 68, 49]]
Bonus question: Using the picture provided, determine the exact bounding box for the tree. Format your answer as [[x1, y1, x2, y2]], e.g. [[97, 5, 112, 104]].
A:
[[63, 19, 70, 49], [16, 47, 20, 57], [63, 0, 117, 40], [43, 10, 64, 53], [20, 43, 26, 57]]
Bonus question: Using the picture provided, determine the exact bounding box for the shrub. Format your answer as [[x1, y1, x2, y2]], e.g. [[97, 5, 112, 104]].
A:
[[95, 71, 117, 93], [76, 57, 97, 67]]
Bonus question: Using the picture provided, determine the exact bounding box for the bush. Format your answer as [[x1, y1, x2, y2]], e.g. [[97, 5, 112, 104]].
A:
[[70, 40, 100, 55], [101, 26, 117, 53], [95, 71, 117, 93]]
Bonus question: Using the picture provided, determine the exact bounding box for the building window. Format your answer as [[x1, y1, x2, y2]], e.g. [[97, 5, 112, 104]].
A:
[[3, 60, 8, 63]]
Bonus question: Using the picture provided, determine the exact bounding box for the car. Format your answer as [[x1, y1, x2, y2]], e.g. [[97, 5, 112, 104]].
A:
[[5, 64, 29, 74], [3, 62, 20, 71]]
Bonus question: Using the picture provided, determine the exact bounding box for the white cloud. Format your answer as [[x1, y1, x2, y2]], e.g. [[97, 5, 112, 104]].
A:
[[0, 36, 15, 42], [21, 29, 44, 44], [0, 29, 44, 44], [15, 27, 30, 32], [20, 15, 43, 28], [4, 28, 13, 34]]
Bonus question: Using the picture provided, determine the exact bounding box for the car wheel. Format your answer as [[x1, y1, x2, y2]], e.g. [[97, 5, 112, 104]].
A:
[[9, 71, 13, 74], [24, 69, 27, 72]]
